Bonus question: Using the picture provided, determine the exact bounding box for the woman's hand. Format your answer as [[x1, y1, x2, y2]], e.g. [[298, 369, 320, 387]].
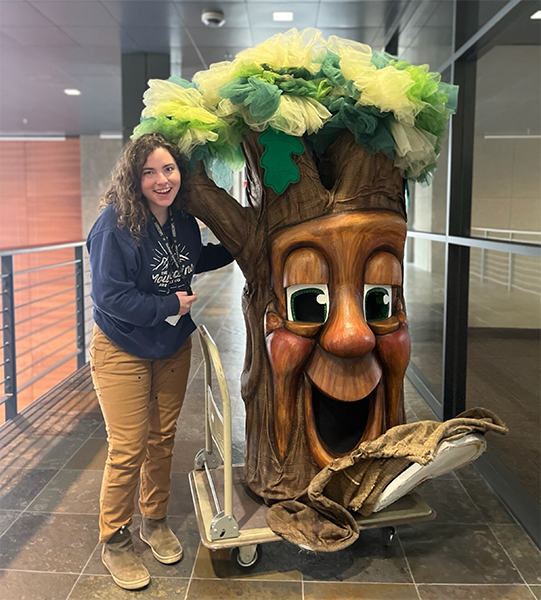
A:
[[175, 291, 198, 316]]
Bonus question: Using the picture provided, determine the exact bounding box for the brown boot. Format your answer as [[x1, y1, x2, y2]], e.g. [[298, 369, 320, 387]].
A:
[[102, 526, 150, 590], [140, 516, 183, 564]]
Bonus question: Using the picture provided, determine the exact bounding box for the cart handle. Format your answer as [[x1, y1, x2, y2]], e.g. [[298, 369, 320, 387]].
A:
[[197, 325, 234, 518]]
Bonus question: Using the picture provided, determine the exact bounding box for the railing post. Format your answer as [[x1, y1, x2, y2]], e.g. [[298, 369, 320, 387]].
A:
[[1, 255, 18, 421], [75, 246, 86, 369], [480, 230, 487, 282], [507, 232, 513, 291]]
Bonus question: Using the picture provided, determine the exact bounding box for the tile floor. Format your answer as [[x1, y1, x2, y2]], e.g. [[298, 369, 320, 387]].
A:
[[0, 264, 539, 600]]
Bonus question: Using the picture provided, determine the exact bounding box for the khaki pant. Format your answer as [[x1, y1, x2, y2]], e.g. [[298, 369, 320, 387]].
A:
[[89, 325, 192, 542]]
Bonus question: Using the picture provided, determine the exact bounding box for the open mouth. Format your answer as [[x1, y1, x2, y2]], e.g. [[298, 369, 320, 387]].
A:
[[154, 187, 172, 195], [311, 386, 372, 454], [304, 376, 385, 467]]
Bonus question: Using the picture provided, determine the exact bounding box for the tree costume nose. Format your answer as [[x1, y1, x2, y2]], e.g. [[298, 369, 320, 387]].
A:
[[319, 287, 375, 359]]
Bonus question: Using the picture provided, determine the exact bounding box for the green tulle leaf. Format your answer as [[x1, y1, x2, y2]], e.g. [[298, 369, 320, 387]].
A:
[[167, 75, 196, 89], [371, 51, 396, 69], [310, 97, 395, 158], [252, 70, 284, 85], [220, 77, 282, 121], [278, 76, 333, 101], [258, 129, 305, 194]]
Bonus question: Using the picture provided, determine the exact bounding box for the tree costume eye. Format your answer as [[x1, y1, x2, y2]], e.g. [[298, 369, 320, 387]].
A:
[[286, 284, 329, 323], [364, 285, 392, 322]]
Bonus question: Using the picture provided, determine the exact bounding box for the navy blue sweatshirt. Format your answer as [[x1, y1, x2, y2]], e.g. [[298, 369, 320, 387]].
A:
[[87, 204, 233, 359]]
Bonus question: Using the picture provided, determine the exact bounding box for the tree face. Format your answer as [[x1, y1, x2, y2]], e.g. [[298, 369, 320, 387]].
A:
[[265, 210, 410, 469]]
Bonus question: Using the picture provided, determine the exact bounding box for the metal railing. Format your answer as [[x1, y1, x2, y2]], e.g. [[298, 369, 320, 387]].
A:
[[0, 241, 92, 423], [471, 227, 541, 294]]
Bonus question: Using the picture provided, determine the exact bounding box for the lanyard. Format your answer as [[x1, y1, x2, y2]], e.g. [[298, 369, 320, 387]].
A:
[[151, 208, 192, 295], [151, 208, 181, 270]]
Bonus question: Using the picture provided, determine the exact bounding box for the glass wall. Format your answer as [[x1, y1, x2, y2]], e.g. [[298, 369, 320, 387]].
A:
[[471, 33, 541, 244], [407, 122, 449, 234], [467, 250, 541, 502], [404, 239, 446, 398], [397, 0, 541, 544], [467, 5, 541, 504]]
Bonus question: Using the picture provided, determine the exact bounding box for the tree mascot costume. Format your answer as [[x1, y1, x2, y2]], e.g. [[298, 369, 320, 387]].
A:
[[134, 29, 507, 551]]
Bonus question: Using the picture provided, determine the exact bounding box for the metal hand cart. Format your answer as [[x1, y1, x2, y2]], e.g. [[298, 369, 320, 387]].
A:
[[189, 324, 436, 570]]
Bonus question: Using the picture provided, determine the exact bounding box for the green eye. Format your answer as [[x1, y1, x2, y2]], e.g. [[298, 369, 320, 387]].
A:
[[364, 285, 392, 322], [286, 284, 329, 323]]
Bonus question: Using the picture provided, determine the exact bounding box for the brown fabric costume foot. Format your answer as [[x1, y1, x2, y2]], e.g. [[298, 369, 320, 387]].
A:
[[266, 408, 508, 552]]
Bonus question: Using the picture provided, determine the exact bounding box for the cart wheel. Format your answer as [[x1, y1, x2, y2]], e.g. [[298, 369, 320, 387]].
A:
[[381, 526, 396, 548], [230, 545, 262, 570]]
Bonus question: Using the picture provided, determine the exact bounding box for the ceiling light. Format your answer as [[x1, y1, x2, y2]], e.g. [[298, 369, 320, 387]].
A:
[[99, 132, 122, 140], [0, 136, 67, 141], [273, 11, 294, 22], [64, 89, 81, 96], [530, 10, 541, 19], [484, 134, 541, 139]]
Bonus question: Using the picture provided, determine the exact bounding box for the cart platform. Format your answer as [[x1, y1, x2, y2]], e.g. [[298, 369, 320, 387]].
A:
[[189, 464, 434, 552]]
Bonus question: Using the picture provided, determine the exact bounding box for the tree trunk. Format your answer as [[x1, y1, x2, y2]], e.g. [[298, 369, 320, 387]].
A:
[[182, 129, 409, 501]]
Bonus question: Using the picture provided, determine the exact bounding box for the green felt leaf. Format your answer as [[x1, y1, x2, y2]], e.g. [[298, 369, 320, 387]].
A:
[[258, 129, 305, 194]]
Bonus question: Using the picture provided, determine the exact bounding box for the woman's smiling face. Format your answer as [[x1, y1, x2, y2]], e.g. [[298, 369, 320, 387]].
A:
[[140, 147, 181, 215]]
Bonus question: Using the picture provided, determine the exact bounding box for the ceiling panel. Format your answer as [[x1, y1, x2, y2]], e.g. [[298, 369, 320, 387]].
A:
[[62, 26, 138, 49], [187, 26, 254, 48], [28, 1, 119, 27], [0, 1, 55, 27], [317, 27, 383, 46], [0, 31, 19, 48], [102, 1, 182, 27], [317, 2, 389, 28], [1, 26, 77, 46], [173, 0, 243, 3], [123, 26, 188, 50], [247, 0, 315, 3]]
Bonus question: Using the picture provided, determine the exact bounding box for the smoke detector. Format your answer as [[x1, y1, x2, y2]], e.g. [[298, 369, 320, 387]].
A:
[[201, 10, 225, 27]]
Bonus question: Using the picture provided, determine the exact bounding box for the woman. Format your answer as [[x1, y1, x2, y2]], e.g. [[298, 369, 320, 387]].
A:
[[87, 133, 233, 590]]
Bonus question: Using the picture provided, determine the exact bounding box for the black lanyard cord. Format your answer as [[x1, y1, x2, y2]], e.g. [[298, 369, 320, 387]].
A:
[[151, 208, 180, 269], [151, 208, 192, 295]]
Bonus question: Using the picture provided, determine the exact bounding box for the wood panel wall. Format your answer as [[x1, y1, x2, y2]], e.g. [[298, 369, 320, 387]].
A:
[[0, 139, 83, 423]]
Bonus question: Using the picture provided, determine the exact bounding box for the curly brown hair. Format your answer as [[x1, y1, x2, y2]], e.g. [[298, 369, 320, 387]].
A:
[[100, 133, 185, 242]]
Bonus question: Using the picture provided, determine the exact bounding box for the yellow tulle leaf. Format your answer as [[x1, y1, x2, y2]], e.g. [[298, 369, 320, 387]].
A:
[[391, 122, 437, 178], [356, 66, 417, 126], [236, 28, 326, 75], [268, 96, 331, 136], [193, 61, 245, 106]]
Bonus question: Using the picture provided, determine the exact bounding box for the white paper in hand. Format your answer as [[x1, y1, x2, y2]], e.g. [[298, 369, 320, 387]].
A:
[[165, 315, 181, 326]]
